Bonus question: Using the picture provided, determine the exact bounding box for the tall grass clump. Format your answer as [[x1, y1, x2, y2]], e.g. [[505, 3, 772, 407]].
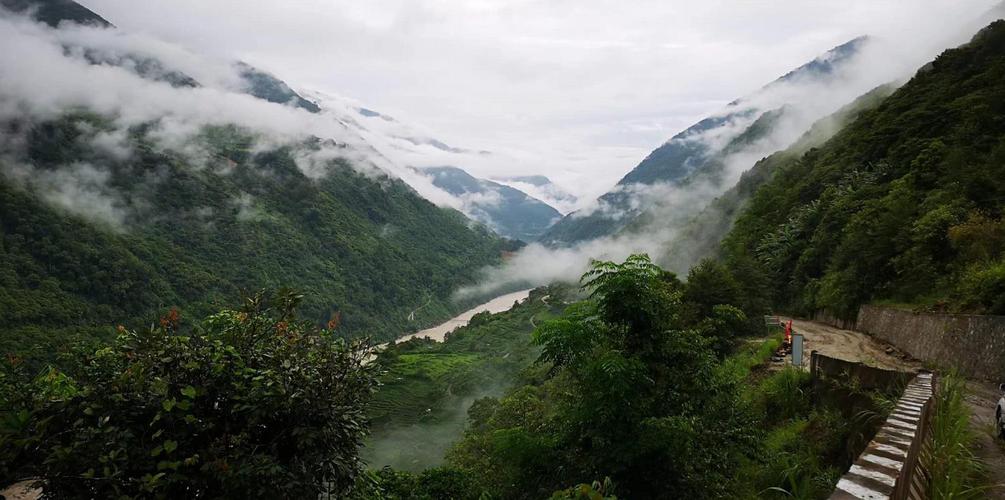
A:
[[925, 371, 987, 499]]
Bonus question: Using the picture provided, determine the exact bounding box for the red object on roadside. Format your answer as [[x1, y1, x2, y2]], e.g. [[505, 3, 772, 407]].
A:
[[784, 320, 792, 344]]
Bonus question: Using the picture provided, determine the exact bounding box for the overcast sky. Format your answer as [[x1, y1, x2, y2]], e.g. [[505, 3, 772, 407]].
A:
[[83, 0, 996, 199]]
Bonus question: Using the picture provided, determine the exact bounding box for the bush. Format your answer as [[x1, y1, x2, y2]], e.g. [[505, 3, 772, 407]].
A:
[[0, 291, 376, 498], [352, 466, 483, 500], [758, 367, 812, 423], [956, 258, 1005, 314]]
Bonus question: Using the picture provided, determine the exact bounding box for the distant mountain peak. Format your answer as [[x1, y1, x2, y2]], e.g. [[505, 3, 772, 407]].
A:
[[1, 0, 113, 28], [417, 166, 561, 242], [774, 36, 869, 84], [539, 35, 881, 246]]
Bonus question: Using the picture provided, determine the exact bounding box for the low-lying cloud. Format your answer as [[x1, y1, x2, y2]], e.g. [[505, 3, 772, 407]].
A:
[[458, 6, 1003, 296], [0, 11, 485, 224]]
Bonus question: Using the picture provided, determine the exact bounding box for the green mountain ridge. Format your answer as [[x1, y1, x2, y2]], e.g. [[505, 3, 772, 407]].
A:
[[0, 116, 512, 357], [661, 83, 899, 274], [718, 19, 1005, 317]]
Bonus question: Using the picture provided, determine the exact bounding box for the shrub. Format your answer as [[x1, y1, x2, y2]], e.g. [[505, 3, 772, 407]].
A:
[[956, 258, 1005, 314], [0, 291, 376, 498]]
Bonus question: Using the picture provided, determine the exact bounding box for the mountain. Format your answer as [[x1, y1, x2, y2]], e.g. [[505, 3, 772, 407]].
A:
[[4, 0, 322, 113], [539, 36, 885, 246], [1, 0, 111, 27], [0, 1, 516, 356], [719, 19, 1005, 318], [660, 83, 898, 274], [417, 166, 562, 241], [490, 175, 578, 214]]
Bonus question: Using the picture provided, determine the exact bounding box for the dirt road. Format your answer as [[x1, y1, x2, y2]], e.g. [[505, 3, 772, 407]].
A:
[[782, 317, 921, 372]]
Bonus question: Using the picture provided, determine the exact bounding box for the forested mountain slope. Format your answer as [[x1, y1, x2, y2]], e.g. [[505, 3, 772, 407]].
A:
[[661, 83, 898, 273], [538, 37, 877, 246], [419, 166, 561, 241], [0, 2, 514, 356], [0, 117, 511, 355], [0, 0, 110, 27], [720, 20, 1005, 318]]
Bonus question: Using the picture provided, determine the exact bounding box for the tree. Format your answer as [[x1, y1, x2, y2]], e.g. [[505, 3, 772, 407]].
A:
[[1, 290, 376, 498], [455, 255, 758, 498]]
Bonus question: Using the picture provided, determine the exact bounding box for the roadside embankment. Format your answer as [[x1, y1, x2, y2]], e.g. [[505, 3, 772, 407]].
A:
[[850, 306, 1005, 381]]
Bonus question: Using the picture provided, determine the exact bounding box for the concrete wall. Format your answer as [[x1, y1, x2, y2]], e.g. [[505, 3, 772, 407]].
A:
[[811, 309, 858, 331], [855, 305, 1005, 381], [810, 351, 913, 392]]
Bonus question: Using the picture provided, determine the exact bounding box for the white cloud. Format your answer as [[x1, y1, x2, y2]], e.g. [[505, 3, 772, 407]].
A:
[[83, 0, 998, 201], [3, 161, 127, 229]]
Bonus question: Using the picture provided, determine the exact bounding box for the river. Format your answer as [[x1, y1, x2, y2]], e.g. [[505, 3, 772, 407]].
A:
[[380, 288, 533, 348]]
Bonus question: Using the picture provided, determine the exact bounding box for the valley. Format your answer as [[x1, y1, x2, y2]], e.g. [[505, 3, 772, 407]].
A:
[[2, 0, 1005, 498]]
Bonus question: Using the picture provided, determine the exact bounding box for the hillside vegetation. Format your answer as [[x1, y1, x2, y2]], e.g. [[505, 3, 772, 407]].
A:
[[351, 255, 894, 499], [720, 21, 1005, 318], [661, 83, 898, 273], [0, 114, 510, 357], [364, 287, 565, 471], [1, 290, 376, 498]]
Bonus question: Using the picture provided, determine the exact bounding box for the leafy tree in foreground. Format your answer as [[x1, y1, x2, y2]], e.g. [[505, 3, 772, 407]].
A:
[[0, 290, 376, 498], [448, 254, 758, 499]]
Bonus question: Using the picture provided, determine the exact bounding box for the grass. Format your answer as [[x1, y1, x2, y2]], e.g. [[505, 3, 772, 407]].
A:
[[391, 353, 479, 381], [718, 330, 784, 383], [367, 353, 479, 426], [926, 371, 989, 499]]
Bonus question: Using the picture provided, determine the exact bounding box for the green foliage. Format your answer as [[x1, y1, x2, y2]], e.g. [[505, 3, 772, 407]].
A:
[[926, 371, 988, 499], [351, 466, 484, 500], [550, 478, 618, 500], [448, 255, 758, 499], [363, 287, 565, 472], [718, 21, 1005, 317], [367, 288, 560, 429], [717, 332, 783, 383], [0, 115, 509, 359], [0, 291, 377, 498], [754, 367, 812, 425]]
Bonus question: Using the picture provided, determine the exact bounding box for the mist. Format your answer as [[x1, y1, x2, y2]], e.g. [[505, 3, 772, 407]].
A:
[[0, 10, 510, 225], [458, 4, 1005, 296], [362, 387, 504, 472]]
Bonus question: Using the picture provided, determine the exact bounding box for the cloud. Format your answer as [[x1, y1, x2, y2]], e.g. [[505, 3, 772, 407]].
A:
[[489, 177, 579, 215], [2, 160, 128, 229], [2, 1, 999, 297], [83, 0, 998, 202], [232, 192, 260, 222], [454, 3, 1003, 297], [0, 12, 488, 224]]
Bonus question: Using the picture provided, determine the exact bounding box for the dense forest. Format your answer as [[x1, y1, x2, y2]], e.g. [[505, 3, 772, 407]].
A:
[[0, 114, 515, 358], [715, 20, 1005, 318]]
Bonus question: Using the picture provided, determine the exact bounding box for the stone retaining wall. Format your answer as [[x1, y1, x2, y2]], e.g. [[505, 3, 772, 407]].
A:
[[856, 305, 1005, 381]]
